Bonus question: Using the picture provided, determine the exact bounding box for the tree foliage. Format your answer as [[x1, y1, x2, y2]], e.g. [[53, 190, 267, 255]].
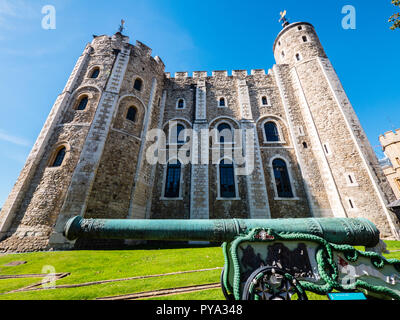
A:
[[389, 0, 400, 30]]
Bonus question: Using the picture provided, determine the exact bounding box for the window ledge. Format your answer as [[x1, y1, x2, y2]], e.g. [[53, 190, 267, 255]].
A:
[[216, 197, 241, 201], [346, 183, 359, 187], [274, 197, 301, 201], [214, 142, 237, 146], [46, 166, 63, 171], [160, 197, 184, 201], [263, 141, 286, 144]]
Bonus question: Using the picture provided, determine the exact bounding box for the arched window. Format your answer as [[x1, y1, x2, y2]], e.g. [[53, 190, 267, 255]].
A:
[[176, 124, 185, 144], [90, 68, 100, 79], [264, 122, 280, 142], [261, 96, 269, 106], [217, 123, 232, 144], [219, 97, 226, 107], [134, 78, 143, 91], [126, 106, 137, 122], [76, 96, 88, 111], [51, 147, 66, 167], [177, 99, 185, 109], [164, 160, 181, 198], [272, 159, 293, 198], [219, 159, 236, 198], [170, 123, 185, 144]]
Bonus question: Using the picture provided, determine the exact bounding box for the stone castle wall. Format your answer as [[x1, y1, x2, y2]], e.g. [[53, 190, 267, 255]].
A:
[[0, 21, 398, 252]]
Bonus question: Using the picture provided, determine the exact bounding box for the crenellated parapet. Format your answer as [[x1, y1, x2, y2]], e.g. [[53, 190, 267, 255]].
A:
[[165, 69, 270, 80], [380, 129, 400, 150]]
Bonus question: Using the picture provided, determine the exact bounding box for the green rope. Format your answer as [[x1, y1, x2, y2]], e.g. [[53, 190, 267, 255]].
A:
[[221, 242, 233, 294], [229, 228, 400, 300]]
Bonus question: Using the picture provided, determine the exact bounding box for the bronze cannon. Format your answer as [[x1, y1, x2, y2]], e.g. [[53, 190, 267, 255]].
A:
[[64, 216, 400, 300]]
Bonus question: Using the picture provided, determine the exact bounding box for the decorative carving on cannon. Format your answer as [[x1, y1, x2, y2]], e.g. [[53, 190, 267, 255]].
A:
[[64, 216, 400, 300]]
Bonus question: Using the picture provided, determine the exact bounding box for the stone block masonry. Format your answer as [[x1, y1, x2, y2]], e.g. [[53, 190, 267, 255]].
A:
[[1, 20, 399, 252]]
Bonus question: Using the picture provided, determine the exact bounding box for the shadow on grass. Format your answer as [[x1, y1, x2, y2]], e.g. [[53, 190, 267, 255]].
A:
[[72, 239, 223, 251]]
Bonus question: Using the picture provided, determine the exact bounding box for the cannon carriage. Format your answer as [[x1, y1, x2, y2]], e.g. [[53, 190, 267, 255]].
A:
[[64, 216, 400, 300]]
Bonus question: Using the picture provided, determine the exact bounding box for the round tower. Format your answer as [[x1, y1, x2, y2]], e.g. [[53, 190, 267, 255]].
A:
[[271, 20, 399, 238], [273, 22, 326, 65]]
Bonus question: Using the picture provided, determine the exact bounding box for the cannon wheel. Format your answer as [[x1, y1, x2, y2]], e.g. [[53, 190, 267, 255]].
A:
[[220, 267, 235, 300], [242, 266, 308, 300]]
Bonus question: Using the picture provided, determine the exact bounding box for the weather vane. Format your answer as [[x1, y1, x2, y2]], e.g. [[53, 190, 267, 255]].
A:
[[279, 10, 290, 28], [118, 19, 126, 33]]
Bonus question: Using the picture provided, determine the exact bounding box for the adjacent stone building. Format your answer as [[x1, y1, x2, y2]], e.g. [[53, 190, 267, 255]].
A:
[[380, 129, 400, 199], [0, 20, 399, 252]]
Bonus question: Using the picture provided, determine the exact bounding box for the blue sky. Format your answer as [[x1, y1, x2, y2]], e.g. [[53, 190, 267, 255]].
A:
[[0, 0, 399, 207]]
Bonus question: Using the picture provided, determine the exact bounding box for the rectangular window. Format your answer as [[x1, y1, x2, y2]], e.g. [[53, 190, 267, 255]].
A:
[[346, 173, 357, 186], [220, 163, 236, 198], [164, 163, 181, 198], [346, 197, 357, 211]]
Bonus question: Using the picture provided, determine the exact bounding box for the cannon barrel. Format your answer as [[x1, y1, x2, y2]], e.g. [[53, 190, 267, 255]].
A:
[[64, 216, 380, 247]]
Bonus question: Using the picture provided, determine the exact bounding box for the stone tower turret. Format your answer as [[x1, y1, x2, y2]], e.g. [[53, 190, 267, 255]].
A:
[[272, 21, 399, 238], [380, 129, 400, 199], [273, 22, 326, 65]]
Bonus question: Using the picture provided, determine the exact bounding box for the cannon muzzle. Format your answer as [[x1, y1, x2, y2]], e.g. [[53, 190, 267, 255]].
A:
[[64, 216, 380, 247]]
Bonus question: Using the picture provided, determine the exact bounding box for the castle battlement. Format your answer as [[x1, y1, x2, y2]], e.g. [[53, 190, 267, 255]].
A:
[[165, 69, 270, 80], [1, 20, 398, 253], [379, 128, 400, 147]]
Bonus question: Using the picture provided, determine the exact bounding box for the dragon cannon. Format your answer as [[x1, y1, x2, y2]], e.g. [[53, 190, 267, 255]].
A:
[[64, 216, 400, 300]]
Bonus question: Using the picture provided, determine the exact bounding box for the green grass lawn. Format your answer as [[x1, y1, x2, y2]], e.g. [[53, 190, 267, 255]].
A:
[[0, 242, 398, 300]]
